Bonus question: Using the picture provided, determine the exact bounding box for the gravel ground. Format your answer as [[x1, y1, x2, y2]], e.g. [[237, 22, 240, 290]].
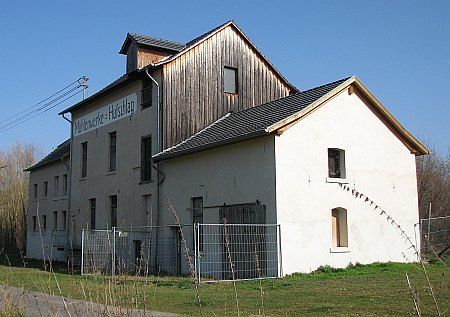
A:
[[0, 284, 181, 317]]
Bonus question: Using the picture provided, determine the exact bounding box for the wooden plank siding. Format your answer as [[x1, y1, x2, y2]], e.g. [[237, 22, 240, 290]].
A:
[[162, 25, 291, 149]]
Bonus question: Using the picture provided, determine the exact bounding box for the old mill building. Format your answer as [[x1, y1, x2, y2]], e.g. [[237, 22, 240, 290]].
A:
[[25, 21, 428, 277]]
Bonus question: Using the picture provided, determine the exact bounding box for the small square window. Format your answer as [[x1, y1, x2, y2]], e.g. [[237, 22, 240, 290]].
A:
[[224, 67, 237, 94], [328, 148, 346, 179]]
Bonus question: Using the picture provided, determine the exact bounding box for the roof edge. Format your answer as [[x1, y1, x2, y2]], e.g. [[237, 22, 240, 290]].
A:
[[269, 76, 429, 156]]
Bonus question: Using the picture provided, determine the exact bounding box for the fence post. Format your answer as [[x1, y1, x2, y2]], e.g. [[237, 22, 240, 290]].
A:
[[278, 224, 283, 278], [112, 227, 116, 277], [197, 223, 201, 283], [194, 223, 198, 283], [81, 229, 85, 276]]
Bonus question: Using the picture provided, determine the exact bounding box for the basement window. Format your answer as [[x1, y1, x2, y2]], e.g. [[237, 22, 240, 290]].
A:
[[331, 208, 348, 248], [224, 67, 238, 94], [328, 148, 346, 179]]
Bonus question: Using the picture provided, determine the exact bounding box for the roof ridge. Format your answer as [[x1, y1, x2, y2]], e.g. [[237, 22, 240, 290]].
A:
[[300, 77, 352, 94], [128, 32, 186, 47], [229, 77, 351, 117]]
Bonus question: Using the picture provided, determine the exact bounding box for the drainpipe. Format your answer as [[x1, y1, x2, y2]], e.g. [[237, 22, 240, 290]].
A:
[[145, 67, 163, 268], [61, 113, 74, 262]]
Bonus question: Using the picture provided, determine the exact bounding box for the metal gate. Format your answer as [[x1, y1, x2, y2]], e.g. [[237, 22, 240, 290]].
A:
[[194, 224, 282, 282]]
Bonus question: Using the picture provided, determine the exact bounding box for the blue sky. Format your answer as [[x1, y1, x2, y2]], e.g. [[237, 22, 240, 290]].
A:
[[0, 1, 448, 156]]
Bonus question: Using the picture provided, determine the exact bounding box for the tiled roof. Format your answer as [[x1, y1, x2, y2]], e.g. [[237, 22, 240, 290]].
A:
[[120, 33, 186, 54], [153, 77, 350, 162], [25, 139, 70, 171]]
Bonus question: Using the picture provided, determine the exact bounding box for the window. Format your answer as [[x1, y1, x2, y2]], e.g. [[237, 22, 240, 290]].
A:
[[109, 132, 117, 172], [43, 181, 48, 197], [32, 216, 37, 232], [110, 195, 117, 228], [54, 176, 59, 198], [141, 136, 152, 182], [61, 211, 67, 231], [331, 208, 348, 248], [90, 198, 96, 230], [192, 197, 204, 251], [328, 148, 346, 179], [33, 184, 38, 199], [53, 211, 58, 231], [224, 67, 237, 94], [81, 142, 88, 178], [141, 78, 152, 109], [42, 215, 47, 231], [62, 174, 68, 196]]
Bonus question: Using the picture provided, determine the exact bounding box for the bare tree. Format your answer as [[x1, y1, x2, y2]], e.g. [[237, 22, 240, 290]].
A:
[[416, 145, 450, 219], [0, 141, 41, 253]]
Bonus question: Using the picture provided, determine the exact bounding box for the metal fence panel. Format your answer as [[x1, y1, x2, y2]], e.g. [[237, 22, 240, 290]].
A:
[[421, 216, 450, 257], [196, 224, 282, 282]]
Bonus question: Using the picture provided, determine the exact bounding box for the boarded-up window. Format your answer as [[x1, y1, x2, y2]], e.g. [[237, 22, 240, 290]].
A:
[[332, 208, 348, 247], [224, 67, 237, 94]]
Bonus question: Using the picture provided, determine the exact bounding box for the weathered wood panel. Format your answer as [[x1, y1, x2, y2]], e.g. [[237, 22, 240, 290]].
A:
[[162, 25, 291, 149]]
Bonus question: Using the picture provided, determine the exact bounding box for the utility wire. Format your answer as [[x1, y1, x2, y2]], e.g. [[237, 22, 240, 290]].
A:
[[0, 85, 83, 131], [0, 78, 82, 125], [0, 89, 84, 134]]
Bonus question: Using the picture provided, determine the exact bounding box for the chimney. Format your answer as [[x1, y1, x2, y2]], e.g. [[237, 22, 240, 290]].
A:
[[120, 33, 184, 73]]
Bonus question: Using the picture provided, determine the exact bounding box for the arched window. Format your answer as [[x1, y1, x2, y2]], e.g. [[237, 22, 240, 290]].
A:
[[331, 208, 348, 247]]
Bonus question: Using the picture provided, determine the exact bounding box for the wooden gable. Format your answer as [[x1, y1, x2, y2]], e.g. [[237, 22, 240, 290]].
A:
[[162, 23, 294, 149]]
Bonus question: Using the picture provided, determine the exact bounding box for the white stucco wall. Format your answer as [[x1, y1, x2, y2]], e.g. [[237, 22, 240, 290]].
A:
[[275, 90, 420, 274], [159, 136, 277, 274]]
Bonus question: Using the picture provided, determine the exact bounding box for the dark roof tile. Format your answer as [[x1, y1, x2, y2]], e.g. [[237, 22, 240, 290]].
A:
[[153, 77, 350, 161], [25, 139, 70, 171]]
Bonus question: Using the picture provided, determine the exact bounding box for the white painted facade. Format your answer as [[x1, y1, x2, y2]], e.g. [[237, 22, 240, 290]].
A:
[[159, 89, 420, 274]]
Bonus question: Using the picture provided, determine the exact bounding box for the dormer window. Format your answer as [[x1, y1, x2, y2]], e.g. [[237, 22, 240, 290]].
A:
[[328, 148, 346, 179], [224, 67, 237, 94]]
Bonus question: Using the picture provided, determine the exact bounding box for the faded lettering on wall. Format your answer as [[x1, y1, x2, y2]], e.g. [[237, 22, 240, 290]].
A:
[[73, 93, 137, 137]]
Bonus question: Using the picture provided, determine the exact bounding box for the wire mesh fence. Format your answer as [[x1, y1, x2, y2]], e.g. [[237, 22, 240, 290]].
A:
[[195, 224, 282, 282], [421, 216, 450, 258], [82, 224, 282, 282], [82, 226, 182, 276]]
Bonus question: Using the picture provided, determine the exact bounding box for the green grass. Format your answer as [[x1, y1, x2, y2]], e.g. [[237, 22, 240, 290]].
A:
[[0, 255, 448, 316]]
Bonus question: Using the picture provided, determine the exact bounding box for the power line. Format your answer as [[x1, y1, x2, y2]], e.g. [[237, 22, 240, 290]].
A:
[[0, 85, 83, 131], [0, 89, 84, 134], [0, 77, 83, 125]]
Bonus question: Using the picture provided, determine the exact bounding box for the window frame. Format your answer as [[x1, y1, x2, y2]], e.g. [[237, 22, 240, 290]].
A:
[[81, 141, 88, 178], [62, 174, 68, 197], [43, 181, 48, 197], [53, 211, 58, 231], [192, 197, 204, 252], [32, 216, 37, 232], [109, 132, 117, 172], [54, 176, 59, 198], [110, 195, 118, 228], [61, 211, 67, 231], [331, 208, 349, 251], [33, 184, 38, 199], [42, 215, 47, 231], [328, 148, 346, 180], [140, 135, 152, 182], [224, 66, 238, 94], [89, 198, 96, 230]]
